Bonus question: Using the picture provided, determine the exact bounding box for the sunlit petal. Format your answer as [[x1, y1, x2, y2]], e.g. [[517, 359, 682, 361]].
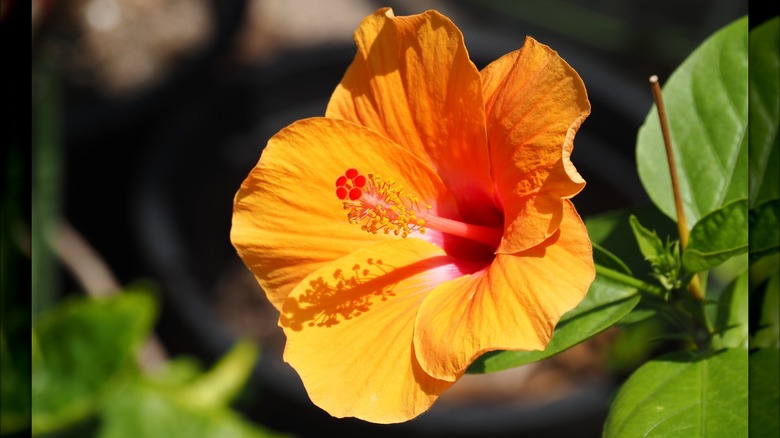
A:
[[280, 239, 466, 423], [413, 201, 594, 381], [482, 37, 591, 253], [326, 8, 499, 225], [231, 117, 459, 309]]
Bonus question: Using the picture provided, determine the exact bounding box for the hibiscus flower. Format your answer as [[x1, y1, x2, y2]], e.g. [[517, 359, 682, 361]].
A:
[[231, 7, 594, 424]]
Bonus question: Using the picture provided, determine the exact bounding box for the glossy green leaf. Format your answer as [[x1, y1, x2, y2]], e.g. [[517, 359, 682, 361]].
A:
[[749, 348, 779, 437], [749, 17, 779, 207], [604, 349, 748, 437], [468, 251, 640, 372], [749, 199, 780, 263], [31, 291, 156, 435], [710, 270, 749, 350], [683, 199, 748, 272], [637, 17, 748, 226]]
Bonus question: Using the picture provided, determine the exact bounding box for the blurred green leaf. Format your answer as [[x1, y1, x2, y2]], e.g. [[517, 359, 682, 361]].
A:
[[97, 341, 278, 438], [178, 340, 259, 410], [749, 199, 780, 263], [468, 252, 640, 372], [604, 349, 747, 437], [31, 290, 156, 435], [147, 356, 204, 388], [748, 17, 779, 207], [683, 199, 749, 273], [98, 376, 280, 438], [637, 16, 748, 226], [605, 316, 665, 374], [749, 348, 779, 437], [710, 270, 749, 350]]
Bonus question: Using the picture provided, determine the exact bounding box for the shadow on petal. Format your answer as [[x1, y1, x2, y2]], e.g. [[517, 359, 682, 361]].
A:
[[280, 253, 454, 331]]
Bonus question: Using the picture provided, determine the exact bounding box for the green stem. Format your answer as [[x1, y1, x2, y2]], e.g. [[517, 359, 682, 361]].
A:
[[595, 264, 666, 296], [596, 264, 712, 351]]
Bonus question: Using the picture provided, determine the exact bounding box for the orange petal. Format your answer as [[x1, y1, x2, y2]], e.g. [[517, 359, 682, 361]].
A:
[[482, 37, 591, 253], [231, 117, 458, 310], [413, 201, 594, 381], [326, 8, 499, 226], [280, 239, 463, 423]]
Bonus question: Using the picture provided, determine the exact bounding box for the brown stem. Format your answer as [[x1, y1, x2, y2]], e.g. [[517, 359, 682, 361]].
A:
[[649, 75, 704, 301], [55, 221, 169, 371]]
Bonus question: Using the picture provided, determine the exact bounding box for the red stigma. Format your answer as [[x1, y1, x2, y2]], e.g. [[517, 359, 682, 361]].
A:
[[335, 168, 365, 201], [348, 188, 362, 200]]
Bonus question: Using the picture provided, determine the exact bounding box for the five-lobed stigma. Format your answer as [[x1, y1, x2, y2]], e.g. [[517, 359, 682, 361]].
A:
[[335, 168, 428, 238]]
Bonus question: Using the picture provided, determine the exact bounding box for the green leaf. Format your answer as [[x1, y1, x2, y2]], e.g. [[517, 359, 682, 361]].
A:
[[637, 16, 748, 226], [605, 316, 666, 373], [178, 340, 259, 409], [749, 17, 780, 207], [628, 215, 667, 262], [97, 377, 283, 438], [629, 214, 683, 291], [683, 199, 749, 272], [97, 341, 279, 438], [592, 242, 632, 274], [749, 199, 780, 263], [585, 204, 678, 284], [604, 349, 748, 437], [31, 290, 157, 435], [710, 270, 749, 350], [468, 257, 640, 372], [749, 348, 779, 437]]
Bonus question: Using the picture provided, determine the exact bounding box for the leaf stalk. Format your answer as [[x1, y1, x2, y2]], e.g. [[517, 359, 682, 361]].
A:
[[649, 75, 704, 301]]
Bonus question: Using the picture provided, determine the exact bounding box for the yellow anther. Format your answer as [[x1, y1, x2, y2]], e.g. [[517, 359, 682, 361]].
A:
[[339, 171, 428, 239]]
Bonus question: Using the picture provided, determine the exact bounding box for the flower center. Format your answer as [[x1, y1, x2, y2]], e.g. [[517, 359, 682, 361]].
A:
[[335, 168, 502, 249]]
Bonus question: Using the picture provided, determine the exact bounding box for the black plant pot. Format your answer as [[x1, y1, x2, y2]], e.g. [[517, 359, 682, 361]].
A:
[[130, 35, 650, 438]]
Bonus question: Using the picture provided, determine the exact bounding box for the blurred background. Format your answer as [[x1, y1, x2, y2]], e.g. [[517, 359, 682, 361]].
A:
[[9, 0, 755, 437]]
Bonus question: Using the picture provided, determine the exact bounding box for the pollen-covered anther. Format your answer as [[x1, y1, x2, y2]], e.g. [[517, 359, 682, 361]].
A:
[[335, 169, 427, 238]]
